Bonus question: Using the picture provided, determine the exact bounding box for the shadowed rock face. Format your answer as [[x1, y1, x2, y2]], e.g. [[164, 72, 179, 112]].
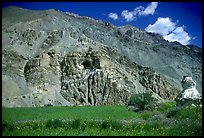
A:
[[2, 6, 201, 107]]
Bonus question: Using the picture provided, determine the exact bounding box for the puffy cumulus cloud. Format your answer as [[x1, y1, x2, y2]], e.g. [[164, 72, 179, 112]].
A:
[[145, 17, 191, 45], [163, 27, 191, 45], [108, 13, 118, 20], [121, 10, 135, 22], [139, 2, 158, 16], [121, 2, 158, 22], [145, 17, 176, 36]]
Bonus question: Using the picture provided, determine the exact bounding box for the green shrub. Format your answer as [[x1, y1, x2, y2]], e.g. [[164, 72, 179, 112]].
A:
[[45, 119, 63, 128], [110, 120, 123, 130], [168, 118, 202, 136], [166, 106, 202, 120], [128, 90, 155, 111], [166, 108, 180, 118], [157, 101, 176, 112], [100, 119, 111, 129], [140, 111, 153, 120], [174, 106, 202, 120], [98, 119, 123, 130], [71, 118, 81, 129], [84, 120, 98, 128], [2, 120, 15, 132], [19, 121, 44, 130]]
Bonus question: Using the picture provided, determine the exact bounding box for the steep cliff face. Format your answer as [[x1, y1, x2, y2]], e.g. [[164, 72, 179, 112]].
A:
[[2, 6, 201, 107], [59, 48, 133, 106]]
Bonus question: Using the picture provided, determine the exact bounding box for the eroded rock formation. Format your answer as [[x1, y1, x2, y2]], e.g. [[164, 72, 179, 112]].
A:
[[175, 76, 202, 106], [2, 6, 201, 107]]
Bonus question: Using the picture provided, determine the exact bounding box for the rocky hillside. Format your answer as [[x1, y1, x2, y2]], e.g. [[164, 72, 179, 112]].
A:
[[2, 6, 202, 107]]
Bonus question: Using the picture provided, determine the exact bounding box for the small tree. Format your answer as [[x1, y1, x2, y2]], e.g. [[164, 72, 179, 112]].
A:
[[128, 90, 155, 111]]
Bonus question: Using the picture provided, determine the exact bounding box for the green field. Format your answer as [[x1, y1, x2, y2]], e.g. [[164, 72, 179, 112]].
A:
[[2, 103, 202, 136]]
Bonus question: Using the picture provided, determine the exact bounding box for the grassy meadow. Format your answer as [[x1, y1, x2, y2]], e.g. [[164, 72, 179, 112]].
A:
[[2, 103, 202, 136]]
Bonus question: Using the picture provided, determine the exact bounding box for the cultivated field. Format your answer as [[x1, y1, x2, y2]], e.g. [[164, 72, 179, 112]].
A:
[[2, 103, 202, 136]]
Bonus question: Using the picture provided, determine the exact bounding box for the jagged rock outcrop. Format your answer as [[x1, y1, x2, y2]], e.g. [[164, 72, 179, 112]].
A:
[[175, 76, 202, 106], [2, 6, 201, 107]]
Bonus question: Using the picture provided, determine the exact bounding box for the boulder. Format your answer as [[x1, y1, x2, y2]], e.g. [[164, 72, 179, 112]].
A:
[[175, 76, 202, 107], [127, 105, 140, 112]]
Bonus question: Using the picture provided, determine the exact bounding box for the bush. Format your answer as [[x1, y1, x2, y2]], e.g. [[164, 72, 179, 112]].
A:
[[166, 106, 202, 120], [166, 108, 179, 118], [128, 90, 155, 111], [174, 106, 202, 120], [100, 119, 111, 129], [110, 120, 123, 130], [156, 101, 176, 112], [71, 118, 81, 129], [2, 120, 15, 132], [99, 120, 123, 130], [45, 119, 63, 128], [140, 111, 153, 120], [168, 118, 202, 136]]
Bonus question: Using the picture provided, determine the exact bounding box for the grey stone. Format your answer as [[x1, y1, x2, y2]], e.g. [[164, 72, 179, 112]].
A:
[[175, 76, 202, 107], [127, 105, 140, 112]]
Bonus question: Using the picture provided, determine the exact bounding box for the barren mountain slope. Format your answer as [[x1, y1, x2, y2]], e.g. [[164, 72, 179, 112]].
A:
[[2, 6, 202, 107]]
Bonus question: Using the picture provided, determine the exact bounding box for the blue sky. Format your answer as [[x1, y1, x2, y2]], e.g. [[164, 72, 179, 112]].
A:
[[2, 2, 202, 48]]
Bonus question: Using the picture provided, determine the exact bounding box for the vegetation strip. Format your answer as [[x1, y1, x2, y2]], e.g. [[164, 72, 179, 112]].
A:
[[2, 104, 202, 136]]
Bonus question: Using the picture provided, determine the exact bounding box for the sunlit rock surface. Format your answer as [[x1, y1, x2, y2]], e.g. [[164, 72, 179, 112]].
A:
[[175, 76, 202, 106], [2, 6, 202, 107]]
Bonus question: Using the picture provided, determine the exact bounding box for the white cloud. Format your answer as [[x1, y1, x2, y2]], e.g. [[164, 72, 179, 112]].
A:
[[139, 2, 158, 15], [108, 13, 118, 20], [192, 36, 197, 40], [120, 2, 158, 22], [121, 10, 135, 22], [133, 6, 144, 15], [163, 27, 191, 45], [145, 17, 191, 45], [145, 17, 176, 36]]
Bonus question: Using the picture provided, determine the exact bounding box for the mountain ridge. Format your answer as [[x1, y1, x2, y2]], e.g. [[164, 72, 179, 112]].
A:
[[3, 6, 202, 49], [2, 6, 202, 107]]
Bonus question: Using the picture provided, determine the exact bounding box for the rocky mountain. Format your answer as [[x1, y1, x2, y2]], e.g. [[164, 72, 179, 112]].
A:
[[2, 6, 202, 107]]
